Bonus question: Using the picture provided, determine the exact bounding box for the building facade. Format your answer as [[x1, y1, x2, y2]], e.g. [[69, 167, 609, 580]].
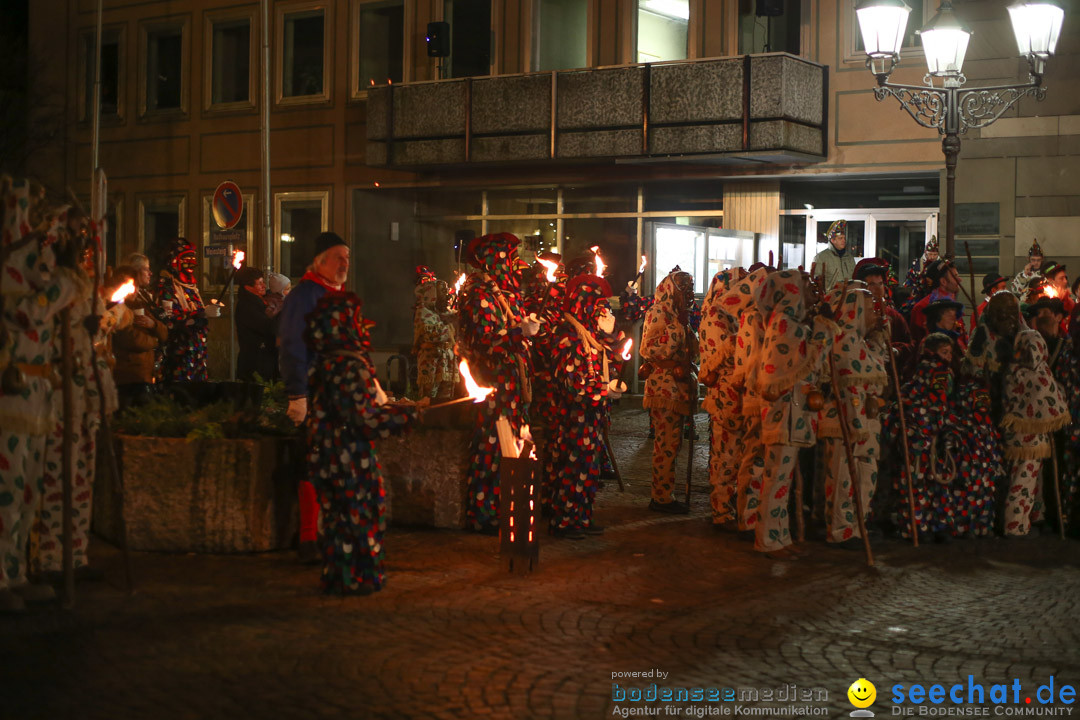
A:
[[25, 0, 1080, 374]]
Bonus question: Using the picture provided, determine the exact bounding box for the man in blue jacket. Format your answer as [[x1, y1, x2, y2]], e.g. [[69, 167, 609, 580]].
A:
[[279, 231, 351, 563]]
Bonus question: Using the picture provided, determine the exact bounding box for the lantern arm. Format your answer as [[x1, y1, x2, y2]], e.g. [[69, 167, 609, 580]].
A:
[[872, 83, 949, 131], [957, 82, 1046, 132]]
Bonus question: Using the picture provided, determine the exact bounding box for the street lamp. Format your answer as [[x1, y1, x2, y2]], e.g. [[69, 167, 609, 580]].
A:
[[855, 0, 1065, 258]]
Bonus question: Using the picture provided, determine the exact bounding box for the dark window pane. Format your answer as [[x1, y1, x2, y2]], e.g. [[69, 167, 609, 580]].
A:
[[148, 29, 183, 110], [737, 0, 801, 54], [284, 12, 324, 97], [101, 41, 119, 115], [281, 202, 323, 279], [147, 209, 181, 275], [446, 0, 490, 78], [359, 1, 404, 87], [213, 20, 250, 104], [537, 0, 587, 71], [562, 184, 636, 214]]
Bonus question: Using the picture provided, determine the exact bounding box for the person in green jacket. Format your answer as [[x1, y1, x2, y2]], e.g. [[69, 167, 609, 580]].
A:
[[813, 219, 857, 291]]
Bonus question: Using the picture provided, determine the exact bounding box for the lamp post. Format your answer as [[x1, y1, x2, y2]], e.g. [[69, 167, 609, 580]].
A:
[[856, 0, 1065, 259]]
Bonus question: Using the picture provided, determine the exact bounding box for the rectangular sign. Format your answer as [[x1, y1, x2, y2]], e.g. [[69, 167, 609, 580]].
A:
[[955, 202, 1000, 236], [204, 244, 230, 257]]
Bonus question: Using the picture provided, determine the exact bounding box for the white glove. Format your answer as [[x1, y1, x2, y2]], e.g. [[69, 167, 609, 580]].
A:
[[286, 397, 307, 425], [597, 308, 616, 334], [373, 379, 389, 406], [520, 313, 540, 338]]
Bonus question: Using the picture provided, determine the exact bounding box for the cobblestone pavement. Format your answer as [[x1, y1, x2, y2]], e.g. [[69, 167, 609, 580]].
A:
[[4, 402, 1080, 720]]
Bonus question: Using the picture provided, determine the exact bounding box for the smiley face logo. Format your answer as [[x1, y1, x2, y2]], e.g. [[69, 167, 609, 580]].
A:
[[847, 678, 876, 709]]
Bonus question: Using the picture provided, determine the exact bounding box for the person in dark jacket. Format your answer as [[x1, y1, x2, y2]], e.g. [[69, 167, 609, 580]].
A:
[[113, 265, 168, 408], [278, 231, 351, 563], [235, 266, 279, 382]]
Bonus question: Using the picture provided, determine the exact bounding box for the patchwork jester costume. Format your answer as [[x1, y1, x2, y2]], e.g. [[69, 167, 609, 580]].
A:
[[412, 267, 458, 400], [0, 181, 85, 604], [817, 283, 888, 545], [903, 235, 939, 290], [753, 270, 828, 554], [305, 291, 419, 594], [457, 233, 535, 533], [699, 267, 767, 526], [641, 269, 697, 511], [156, 238, 208, 382], [548, 275, 622, 536]]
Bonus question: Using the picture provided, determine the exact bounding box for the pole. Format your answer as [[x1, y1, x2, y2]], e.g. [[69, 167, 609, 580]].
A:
[[964, 241, 980, 325], [941, 85, 961, 260], [886, 317, 919, 547], [60, 309, 76, 608], [828, 343, 874, 567], [1050, 434, 1066, 540], [261, 0, 273, 276], [229, 277, 237, 380], [90, 0, 103, 178], [601, 427, 626, 493]]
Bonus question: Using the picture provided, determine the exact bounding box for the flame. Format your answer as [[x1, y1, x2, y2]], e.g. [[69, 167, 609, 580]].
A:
[[620, 337, 633, 361], [453, 272, 467, 294], [458, 360, 494, 403], [109, 279, 136, 304], [537, 258, 558, 282], [515, 424, 537, 460], [638, 255, 647, 274], [232, 249, 245, 270], [1044, 284, 1061, 299], [592, 247, 606, 277]]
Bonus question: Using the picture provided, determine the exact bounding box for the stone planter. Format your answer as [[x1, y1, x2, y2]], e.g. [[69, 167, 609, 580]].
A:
[[94, 435, 301, 553]]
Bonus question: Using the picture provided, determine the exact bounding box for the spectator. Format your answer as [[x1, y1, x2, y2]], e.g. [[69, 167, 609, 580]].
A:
[[278, 232, 351, 564], [235, 267, 279, 383], [111, 265, 167, 408], [266, 272, 290, 318], [812, 219, 856, 290], [125, 252, 159, 317]]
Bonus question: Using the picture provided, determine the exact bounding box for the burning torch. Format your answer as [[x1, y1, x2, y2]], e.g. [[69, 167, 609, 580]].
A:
[[109, 279, 136, 304], [216, 249, 246, 304], [426, 360, 495, 410]]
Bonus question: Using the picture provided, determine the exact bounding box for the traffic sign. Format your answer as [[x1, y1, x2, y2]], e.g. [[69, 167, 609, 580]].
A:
[[212, 181, 244, 230]]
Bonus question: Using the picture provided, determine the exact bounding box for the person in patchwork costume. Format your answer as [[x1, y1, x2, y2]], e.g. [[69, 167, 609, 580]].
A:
[[641, 268, 697, 515], [412, 266, 458, 400], [305, 291, 421, 594], [1011, 239, 1045, 296], [457, 233, 538, 533], [753, 270, 828, 558], [817, 282, 889, 548], [156, 237, 208, 382]]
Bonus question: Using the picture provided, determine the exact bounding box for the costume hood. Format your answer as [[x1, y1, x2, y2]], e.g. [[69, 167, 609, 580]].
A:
[[467, 232, 523, 295], [1001, 328, 1069, 451], [306, 291, 375, 354], [162, 238, 197, 285], [754, 270, 816, 397], [564, 275, 612, 330]]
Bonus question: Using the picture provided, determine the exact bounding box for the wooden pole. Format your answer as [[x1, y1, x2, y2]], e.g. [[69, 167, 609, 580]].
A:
[[60, 309, 75, 608], [886, 317, 919, 547], [1050, 434, 1066, 540], [793, 462, 805, 543], [964, 241, 980, 326]]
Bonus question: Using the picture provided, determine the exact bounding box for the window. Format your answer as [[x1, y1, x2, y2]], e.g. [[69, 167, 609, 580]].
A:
[[636, 0, 688, 62], [206, 10, 255, 110], [104, 199, 123, 269], [138, 195, 187, 276], [535, 0, 588, 71], [352, 0, 405, 96], [445, 0, 491, 78], [143, 22, 186, 113], [202, 193, 254, 290], [275, 191, 329, 280], [278, 3, 331, 103], [738, 0, 801, 55], [79, 27, 123, 122]]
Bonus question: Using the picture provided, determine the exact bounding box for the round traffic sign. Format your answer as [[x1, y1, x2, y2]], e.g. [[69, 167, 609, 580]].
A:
[[212, 181, 244, 230]]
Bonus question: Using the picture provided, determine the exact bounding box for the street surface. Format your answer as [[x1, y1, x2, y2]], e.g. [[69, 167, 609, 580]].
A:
[[3, 404, 1080, 719]]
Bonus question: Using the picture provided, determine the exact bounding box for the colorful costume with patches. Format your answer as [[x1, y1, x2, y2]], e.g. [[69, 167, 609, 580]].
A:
[[306, 292, 418, 594], [904, 236, 939, 290], [156, 238, 208, 382], [412, 267, 458, 400], [817, 283, 888, 544], [753, 270, 827, 553], [548, 276, 619, 533], [1011, 239, 1045, 296], [699, 268, 766, 525], [1000, 329, 1069, 536], [733, 269, 771, 531], [641, 270, 696, 507], [0, 182, 84, 595], [457, 233, 533, 532]]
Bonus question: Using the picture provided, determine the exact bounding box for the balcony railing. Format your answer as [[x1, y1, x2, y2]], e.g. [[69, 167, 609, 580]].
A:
[[366, 53, 827, 168]]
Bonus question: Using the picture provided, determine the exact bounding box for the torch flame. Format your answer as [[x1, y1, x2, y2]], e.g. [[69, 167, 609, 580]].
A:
[[537, 258, 558, 282], [232, 249, 245, 270], [1045, 284, 1061, 299], [515, 424, 537, 460], [453, 272, 467, 294], [638, 255, 647, 274], [109, 279, 136, 304], [459, 360, 494, 403], [592, 247, 606, 277], [620, 337, 633, 361]]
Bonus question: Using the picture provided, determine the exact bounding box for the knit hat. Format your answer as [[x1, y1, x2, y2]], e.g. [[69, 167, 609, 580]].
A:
[[313, 231, 347, 258], [853, 257, 889, 282], [1028, 238, 1044, 257], [268, 272, 290, 295]]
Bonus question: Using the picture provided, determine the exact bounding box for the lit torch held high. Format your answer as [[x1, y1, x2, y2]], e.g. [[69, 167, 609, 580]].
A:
[[109, 279, 136, 304], [426, 360, 496, 411], [590, 246, 606, 278], [620, 337, 633, 361], [537, 258, 558, 282], [216, 249, 246, 303]]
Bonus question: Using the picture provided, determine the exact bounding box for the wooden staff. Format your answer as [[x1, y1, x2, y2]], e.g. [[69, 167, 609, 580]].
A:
[[601, 427, 626, 493], [793, 462, 805, 543], [827, 288, 874, 567], [60, 308, 76, 608], [1050, 434, 1066, 540], [964, 241, 981, 325], [884, 315, 919, 547]]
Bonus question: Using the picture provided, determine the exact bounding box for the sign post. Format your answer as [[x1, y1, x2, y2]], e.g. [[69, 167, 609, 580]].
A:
[[212, 182, 245, 380]]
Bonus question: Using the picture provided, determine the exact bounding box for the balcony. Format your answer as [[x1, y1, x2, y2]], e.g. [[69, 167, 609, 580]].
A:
[[366, 53, 827, 169]]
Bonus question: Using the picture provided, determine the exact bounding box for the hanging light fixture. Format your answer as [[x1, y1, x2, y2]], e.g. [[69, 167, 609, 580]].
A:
[[1008, 0, 1065, 76], [918, 1, 972, 79]]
